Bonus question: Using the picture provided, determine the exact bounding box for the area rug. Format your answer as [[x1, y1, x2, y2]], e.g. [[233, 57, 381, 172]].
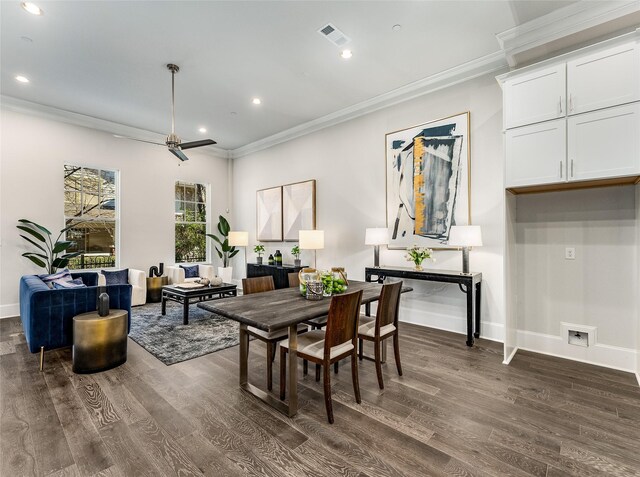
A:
[[128, 302, 240, 365]]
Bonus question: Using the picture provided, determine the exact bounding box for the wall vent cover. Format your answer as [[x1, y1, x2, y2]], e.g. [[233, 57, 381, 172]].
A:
[[318, 23, 351, 47]]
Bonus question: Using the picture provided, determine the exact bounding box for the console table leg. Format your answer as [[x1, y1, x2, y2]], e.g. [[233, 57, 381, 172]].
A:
[[474, 282, 481, 339], [466, 285, 474, 347]]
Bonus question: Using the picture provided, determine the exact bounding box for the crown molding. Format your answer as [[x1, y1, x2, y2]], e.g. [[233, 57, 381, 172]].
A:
[[230, 50, 507, 159], [497, 0, 640, 66], [0, 95, 230, 159]]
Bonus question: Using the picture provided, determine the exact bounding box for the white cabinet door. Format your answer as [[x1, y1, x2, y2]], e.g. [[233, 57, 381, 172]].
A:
[[568, 103, 640, 181], [506, 119, 567, 188], [504, 64, 565, 129], [567, 42, 640, 115]]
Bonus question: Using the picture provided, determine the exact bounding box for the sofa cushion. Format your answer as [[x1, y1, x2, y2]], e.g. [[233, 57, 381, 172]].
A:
[[39, 269, 72, 289], [52, 278, 86, 289], [180, 264, 199, 278], [101, 269, 129, 285]]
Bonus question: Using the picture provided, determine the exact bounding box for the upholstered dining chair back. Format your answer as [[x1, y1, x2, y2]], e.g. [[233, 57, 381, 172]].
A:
[[376, 280, 403, 329], [242, 276, 275, 295], [324, 290, 363, 354]]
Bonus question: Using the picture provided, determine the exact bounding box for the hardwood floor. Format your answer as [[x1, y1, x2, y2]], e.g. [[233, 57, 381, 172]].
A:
[[2, 315, 639, 476]]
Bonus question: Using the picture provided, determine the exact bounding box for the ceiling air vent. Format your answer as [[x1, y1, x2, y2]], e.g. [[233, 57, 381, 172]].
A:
[[318, 23, 351, 47]]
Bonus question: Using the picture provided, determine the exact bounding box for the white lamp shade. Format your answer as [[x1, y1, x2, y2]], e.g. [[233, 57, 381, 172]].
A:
[[365, 228, 389, 245], [299, 230, 324, 250], [448, 225, 482, 247], [228, 231, 249, 247]]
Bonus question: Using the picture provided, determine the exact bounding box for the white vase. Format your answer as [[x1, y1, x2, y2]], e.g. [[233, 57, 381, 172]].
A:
[[218, 266, 233, 284]]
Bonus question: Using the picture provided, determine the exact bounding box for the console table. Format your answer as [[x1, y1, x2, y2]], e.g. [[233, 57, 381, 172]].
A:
[[246, 263, 307, 289], [365, 266, 482, 347]]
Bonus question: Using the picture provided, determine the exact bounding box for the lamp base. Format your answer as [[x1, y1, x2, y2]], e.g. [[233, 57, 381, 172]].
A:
[[373, 245, 380, 267]]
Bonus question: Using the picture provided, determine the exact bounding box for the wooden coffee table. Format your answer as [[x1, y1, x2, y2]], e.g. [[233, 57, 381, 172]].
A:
[[161, 283, 237, 325]]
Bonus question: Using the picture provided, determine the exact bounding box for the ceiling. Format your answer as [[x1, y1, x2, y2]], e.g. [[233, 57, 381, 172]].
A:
[[0, 0, 613, 151]]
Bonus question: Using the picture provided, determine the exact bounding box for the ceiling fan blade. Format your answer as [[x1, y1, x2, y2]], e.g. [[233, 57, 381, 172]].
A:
[[113, 134, 164, 146], [179, 139, 217, 150], [169, 146, 189, 162]]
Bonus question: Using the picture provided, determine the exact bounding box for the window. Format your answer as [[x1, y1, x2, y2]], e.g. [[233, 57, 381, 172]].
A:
[[175, 181, 208, 263], [64, 165, 118, 269]]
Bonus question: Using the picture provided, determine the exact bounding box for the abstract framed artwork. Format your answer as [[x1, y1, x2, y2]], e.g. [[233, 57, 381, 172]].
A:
[[283, 180, 316, 241], [385, 112, 470, 249], [256, 186, 283, 241]]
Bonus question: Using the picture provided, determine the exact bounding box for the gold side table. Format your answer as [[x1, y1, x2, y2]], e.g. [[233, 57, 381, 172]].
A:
[[146, 276, 169, 303], [72, 309, 128, 374]]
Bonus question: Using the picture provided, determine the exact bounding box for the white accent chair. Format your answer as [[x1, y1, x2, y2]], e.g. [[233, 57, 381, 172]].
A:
[[166, 264, 216, 285], [97, 269, 146, 306]]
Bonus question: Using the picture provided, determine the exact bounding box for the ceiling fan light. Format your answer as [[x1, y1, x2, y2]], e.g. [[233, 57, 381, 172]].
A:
[[21, 2, 42, 15]]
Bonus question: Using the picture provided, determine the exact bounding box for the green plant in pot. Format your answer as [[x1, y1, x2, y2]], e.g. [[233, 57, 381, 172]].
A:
[[17, 219, 82, 274], [253, 244, 265, 264], [206, 215, 238, 283], [291, 244, 301, 267]]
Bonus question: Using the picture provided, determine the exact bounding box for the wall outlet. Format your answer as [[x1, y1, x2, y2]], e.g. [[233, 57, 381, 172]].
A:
[[565, 247, 576, 260], [568, 330, 589, 347]]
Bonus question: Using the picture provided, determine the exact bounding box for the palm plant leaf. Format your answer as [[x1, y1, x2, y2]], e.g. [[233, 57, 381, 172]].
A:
[[17, 225, 46, 243], [20, 235, 47, 253], [18, 219, 52, 236], [24, 255, 47, 268], [52, 241, 74, 254]]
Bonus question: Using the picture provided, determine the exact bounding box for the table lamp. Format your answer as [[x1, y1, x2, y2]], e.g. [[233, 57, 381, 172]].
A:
[[448, 225, 482, 274], [365, 228, 388, 267], [299, 230, 324, 269], [228, 231, 249, 273]]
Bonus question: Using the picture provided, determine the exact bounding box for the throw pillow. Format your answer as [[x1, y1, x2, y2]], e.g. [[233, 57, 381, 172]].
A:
[[101, 269, 129, 285], [52, 278, 86, 289], [180, 264, 199, 278], [39, 269, 72, 289]]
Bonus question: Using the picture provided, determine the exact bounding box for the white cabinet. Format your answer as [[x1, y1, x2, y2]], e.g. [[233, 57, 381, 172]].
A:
[[504, 65, 565, 129], [568, 103, 640, 181], [506, 119, 566, 188], [567, 43, 640, 115]]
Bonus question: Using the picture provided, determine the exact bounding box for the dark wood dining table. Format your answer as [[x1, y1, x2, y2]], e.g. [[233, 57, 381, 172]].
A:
[[197, 280, 412, 417]]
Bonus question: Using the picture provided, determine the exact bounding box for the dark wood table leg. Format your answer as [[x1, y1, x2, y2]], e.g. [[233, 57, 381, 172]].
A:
[[474, 282, 481, 339], [161, 293, 167, 315], [183, 297, 189, 325]]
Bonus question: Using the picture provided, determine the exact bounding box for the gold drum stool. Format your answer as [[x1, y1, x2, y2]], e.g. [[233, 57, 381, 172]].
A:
[[73, 309, 128, 374]]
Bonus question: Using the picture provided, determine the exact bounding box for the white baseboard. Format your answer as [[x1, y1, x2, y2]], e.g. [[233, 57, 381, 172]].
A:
[[399, 307, 504, 343], [636, 372, 640, 387], [503, 346, 519, 365], [516, 329, 637, 373], [0, 304, 19, 319]]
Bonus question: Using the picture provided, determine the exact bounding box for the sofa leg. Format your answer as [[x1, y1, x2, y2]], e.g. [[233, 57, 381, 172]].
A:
[[39, 346, 45, 371]]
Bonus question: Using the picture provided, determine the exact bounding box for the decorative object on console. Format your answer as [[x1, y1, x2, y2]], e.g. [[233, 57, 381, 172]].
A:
[[149, 262, 164, 278], [365, 228, 389, 267], [385, 112, 470, 249], [253, 244, 265, 264], [98, 292, 110, 317], [299, 229, 324, 269], [274, 250, 283, 266], [404, 245, 434, 271], [283, 180, 316, 241], [256, 186, 283, 241], [448, 225, 482, 274], [291, 245, 301, 267], [268, 254, 275, 265], [206, 215, 239, 284], [17, 218, 81, 273]]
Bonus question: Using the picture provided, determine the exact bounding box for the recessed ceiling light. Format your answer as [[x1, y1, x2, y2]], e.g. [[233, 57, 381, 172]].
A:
[[252, 98, 261, 105], [198, 127, 207, 133], [230, 112, 237, 116], [21, 2, 43, 15], [15, 75, 30, 83], [340, 49, 353, 59], [392, 24, 402, 32]]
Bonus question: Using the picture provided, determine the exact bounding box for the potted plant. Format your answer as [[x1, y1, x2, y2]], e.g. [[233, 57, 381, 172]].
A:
[[404, 245, 434, 271], [291, 245, 301, 267], [206, 215, 239, 283], [254, 244, 265, 264], [17, 219, 82, 273]]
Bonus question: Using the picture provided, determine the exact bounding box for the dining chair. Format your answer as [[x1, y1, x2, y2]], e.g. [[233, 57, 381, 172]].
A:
[[287, 272, 300, 288], [279, 289, 363, 424], [358, 280, 403, 389], [242, 276, 307, 391]]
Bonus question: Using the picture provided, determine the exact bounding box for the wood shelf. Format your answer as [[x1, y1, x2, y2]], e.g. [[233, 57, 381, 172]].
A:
[[506, 175, 640, 195]]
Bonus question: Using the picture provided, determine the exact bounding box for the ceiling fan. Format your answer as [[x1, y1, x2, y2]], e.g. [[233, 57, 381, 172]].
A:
[[117, 63, 217, 161]]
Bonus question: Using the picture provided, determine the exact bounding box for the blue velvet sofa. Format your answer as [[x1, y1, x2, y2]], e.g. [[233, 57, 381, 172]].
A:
[[19, 272, 132, 353]]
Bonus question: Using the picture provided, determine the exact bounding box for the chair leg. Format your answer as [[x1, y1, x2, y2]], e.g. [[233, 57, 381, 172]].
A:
[[393, 333, 403, 376], [323, 363, 334, 424], [279, 346, 287, 400], [315, 363, 321, 382], [271, 342, 277, 362], [351, 353, 361, 404], [39, 346, 45, 372], [266, 342, 273, 391], [374, 339, 384, 390], [358, 338, 363, 361], [334, 362, 339, 374], [303, 359, 308, 375]]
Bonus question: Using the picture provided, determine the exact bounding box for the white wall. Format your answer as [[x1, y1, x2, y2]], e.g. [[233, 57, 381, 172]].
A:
[[515, 186, 638, 370], [231, 73, 506, 341], [0, 109, 229, 317]]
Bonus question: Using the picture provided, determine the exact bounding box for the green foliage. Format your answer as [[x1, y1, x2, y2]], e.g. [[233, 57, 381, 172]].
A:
[[206, 215, 238, 267], [17, 219, 82, 274], [291, 245, 301, 259], [175, 223, 207, 263], [253, 244, 265, 257]]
